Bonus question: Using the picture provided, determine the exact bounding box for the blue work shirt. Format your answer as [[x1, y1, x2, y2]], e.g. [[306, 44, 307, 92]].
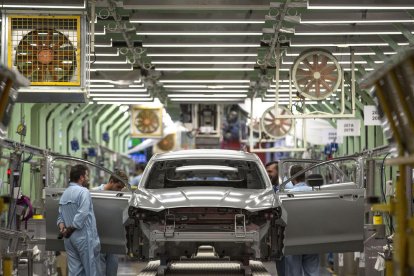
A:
[[93, 184, 106, 191], [130, 174, 142, 187], [57, 182, 99, 232], [57, 182, 101, 276], [286, 181, 312, 192]]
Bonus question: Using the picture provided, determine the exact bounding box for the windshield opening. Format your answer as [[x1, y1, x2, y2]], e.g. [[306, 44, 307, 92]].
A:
[[145, 159, 266, 189]]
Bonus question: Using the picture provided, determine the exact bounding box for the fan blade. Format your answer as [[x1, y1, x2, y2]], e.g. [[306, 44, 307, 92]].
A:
[[16, 55, 36, 63], [45, 29, 53, 46], [313, 54, 318, 69], [304, 79, 316, 92], [266, 123, 277, 133], [53, 35, 67, 49], [296, 68, 312, 77], [296, 77, 310, 85], [319, 55, 328, 69], [57, 50, 76, 60], [281, 119, 292, 126], [302, 58, 314, 72], [268, 111, 276, 120], [47, 65, 59, 81], [264, 117, 275, 122], [322, 74, 337, 81], [18, 41, 38, 52], [320, 78, 332, 92], [320, 65, 337, 75], [315, 80, 321, 97]]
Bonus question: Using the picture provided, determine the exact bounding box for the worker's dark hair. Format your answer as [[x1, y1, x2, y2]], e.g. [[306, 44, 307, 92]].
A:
[[69, 164, 88, 182], [136, 162, 146, 172], [290, 165, 306, 182], [109, 169, 128, 185], [265, 161, 278, 168]]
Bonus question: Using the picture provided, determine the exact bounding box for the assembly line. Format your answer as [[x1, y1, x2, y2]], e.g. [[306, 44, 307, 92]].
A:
[[1, 1, 414, 276]]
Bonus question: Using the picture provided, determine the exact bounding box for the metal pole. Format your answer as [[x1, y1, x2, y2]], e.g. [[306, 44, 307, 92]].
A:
[[366, 159, 376, 223]]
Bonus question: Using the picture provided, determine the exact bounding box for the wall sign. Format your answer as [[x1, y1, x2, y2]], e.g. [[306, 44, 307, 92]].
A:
[[337, 120, 361, 136], [364, 106, 381, 126], [321, 129, 343, 144]]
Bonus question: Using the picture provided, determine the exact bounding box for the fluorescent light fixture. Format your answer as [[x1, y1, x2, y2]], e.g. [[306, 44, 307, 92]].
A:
[[88, 30, 106, 36], [152, 61, 255, 65], [143, 44, 260, 48], [94, 42, 113, 48], [307, 4, 414, 10], [295, 31, 402, 35], [167, 89, 248, 93], [137, 32, 262, 36], [170, 98, 245, 102], [90, 94, 150, 97], [168, 94, 247, 98], [129, 84, 145, 88], [268, 89, 297, 92], [163, 85, 250, 88], [160, 80, 250, 83], [90, 79, 141, 83], [2, 3, 86, 9], [90, 60, 128, 64], [155, 68, 254, 71], [290, 42, 389, 47], [147, 53, 257, 57], [90, 68, 133, 71], [90, 89, 147, 92], [96, 101, 154, 104], [301, 19, 414, 24], [93, 97, 152, 102], [272, 79, 290, 83], [269, 84, 293, 88], [88, 51, 119, 57], [153, 61, 257, 65], [130, 20, 265, 24], [89, 85, 115, 88]]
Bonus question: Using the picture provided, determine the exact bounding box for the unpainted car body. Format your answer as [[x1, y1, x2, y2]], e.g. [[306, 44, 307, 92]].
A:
[[46, 149, 364, 262]]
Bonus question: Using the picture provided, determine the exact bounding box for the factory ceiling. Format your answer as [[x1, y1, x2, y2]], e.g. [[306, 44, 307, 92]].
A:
[[1, 0, 414, 106]]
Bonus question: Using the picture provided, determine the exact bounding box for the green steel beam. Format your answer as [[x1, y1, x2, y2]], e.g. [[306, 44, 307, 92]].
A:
[[54, 105, 79, 154], [100, 108, 124, 149], [394, 23, 414, 44], [67, 104, 97, 151], [371, 47, 388, 61], [119, 124, 131, 153], [93, 105, 118, 145], [108, 114, 130, 151], [47, 104, 68, 151], [62, 104, 93, 156], [360, 55, 376, 69], [379, 35, 400, 51]]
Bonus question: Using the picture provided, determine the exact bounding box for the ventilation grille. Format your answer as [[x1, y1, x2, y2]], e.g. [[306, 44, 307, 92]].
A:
[[8, 15, 81, 86]]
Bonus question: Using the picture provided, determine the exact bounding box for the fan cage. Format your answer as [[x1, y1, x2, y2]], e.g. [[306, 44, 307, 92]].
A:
[[131, 107, 163, 138], [8, 15, 81, 86]]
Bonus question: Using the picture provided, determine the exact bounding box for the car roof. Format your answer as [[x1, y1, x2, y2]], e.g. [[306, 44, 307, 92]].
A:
[[152, 149, 259, 162]]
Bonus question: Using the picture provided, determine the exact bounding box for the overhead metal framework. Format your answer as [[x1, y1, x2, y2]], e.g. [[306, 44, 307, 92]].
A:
[[0, 0, 413, 106]]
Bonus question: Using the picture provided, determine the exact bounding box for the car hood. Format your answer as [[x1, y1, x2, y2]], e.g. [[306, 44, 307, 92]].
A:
[[129, 187, 277, 212]]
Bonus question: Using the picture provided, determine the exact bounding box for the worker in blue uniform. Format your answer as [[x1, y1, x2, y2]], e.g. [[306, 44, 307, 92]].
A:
[[285, 165, 320, 276], [92, 169, 128, 276], [130, 162, 146, 188], [57, 164, 101, 276], [265, 161, 286, 276]]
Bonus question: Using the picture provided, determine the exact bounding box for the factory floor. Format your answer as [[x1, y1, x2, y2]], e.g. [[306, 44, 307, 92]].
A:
[[117, 258, 334, 276]]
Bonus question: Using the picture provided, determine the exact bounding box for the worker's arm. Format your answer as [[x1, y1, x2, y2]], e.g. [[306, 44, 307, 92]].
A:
[[57, 207, 64, 229], [72, 189, 91, 229]]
